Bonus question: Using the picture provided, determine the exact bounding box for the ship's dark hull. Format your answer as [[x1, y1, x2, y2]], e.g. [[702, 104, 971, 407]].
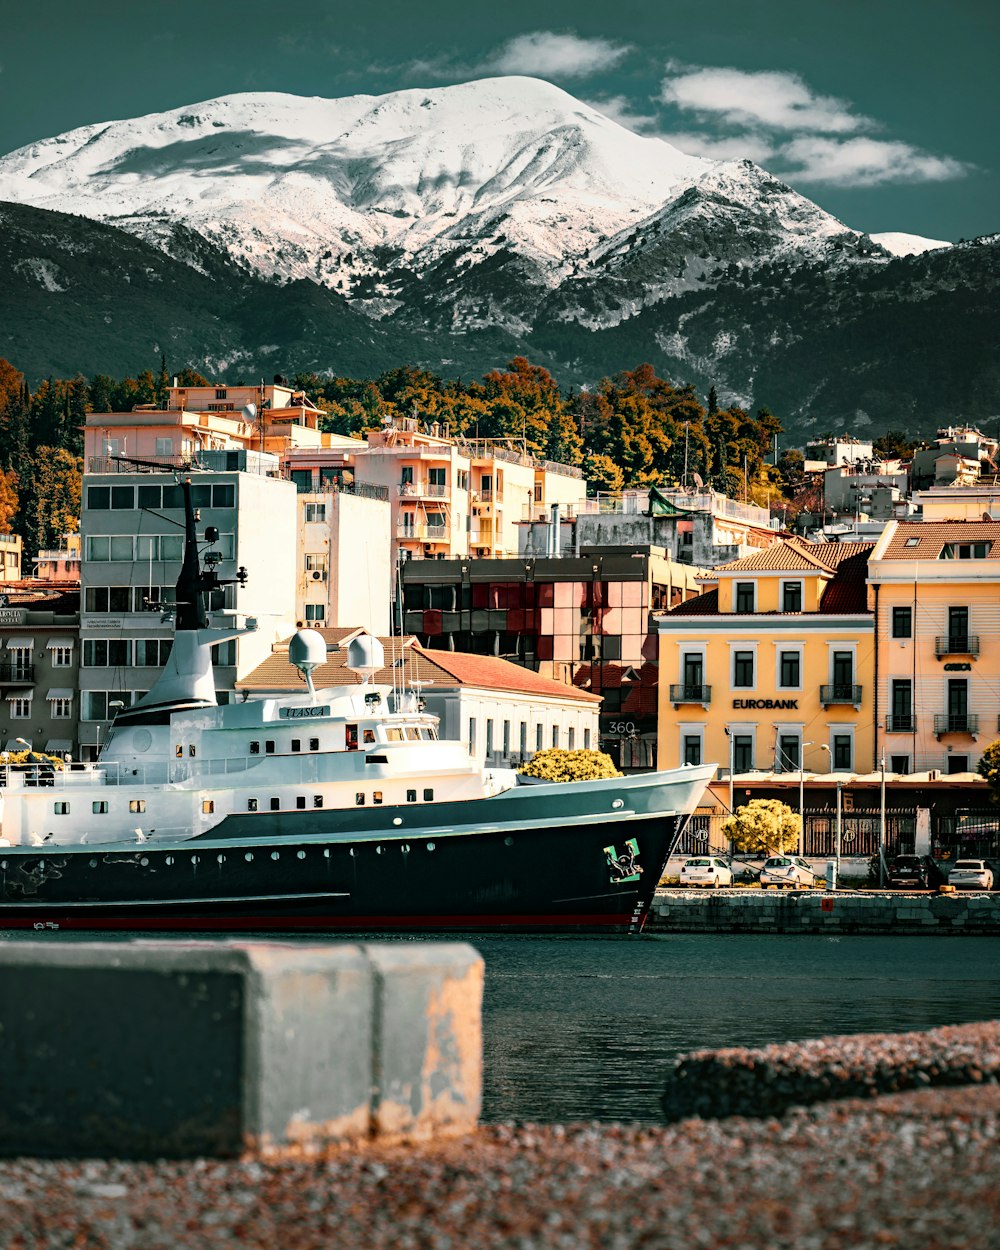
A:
[[0, 810, 688, 935]]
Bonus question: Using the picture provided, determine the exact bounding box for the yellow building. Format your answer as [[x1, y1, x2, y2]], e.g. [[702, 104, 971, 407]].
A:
[[656, 540, 876, 778], [868, 519, 1000, 775]]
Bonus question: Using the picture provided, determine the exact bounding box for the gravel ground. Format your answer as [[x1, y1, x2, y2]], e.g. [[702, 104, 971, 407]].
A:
[[662, 1018, 1000, 1121], [1, 1085, 998, 1250]]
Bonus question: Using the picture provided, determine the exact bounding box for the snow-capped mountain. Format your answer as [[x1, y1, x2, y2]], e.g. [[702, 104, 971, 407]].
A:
[[0, 77, 874, 309]]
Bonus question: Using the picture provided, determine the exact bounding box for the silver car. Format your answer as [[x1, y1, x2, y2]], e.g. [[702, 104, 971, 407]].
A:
[[760, 855, 816, 889], [948, 859, 995, 890]]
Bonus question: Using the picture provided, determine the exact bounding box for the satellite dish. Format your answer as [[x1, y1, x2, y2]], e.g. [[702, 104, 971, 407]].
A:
[[692, 472, 704, 489], [241, 403, 257, 423]]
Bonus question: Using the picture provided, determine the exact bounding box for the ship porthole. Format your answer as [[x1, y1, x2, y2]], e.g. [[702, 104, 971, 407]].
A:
[[297, 850, 306, 859], [217, 854, 225, 863], [426, 842, 436, 852], [89, 859, 97, 868], [323, 849, 330, 858], [401, 843, 410, 853], [165, 856, 174, 866], [271, 851, 280, 861], [349, 848, 355, 857], [140, 857, 149, 867], [392, 817, 402, 826], [245, 852, 253, 862], [612, 799, 624, 810], [376, 845, 384, 855], [190, 855, 200, 864], [0, 860, 6, 870], [504, 836, 514, 846]]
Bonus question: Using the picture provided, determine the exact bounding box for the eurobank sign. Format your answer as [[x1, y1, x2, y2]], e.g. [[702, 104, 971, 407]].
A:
[[732, 698, 799, 710]]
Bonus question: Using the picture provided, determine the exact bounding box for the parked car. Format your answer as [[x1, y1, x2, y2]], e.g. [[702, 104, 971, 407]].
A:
[[887, 854, 943, 890], [760, 856, 817, 889], [947, 859, 995, 890], [679, 857, 733, 889]]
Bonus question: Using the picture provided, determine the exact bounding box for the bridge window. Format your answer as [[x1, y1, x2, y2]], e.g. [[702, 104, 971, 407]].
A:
[[249, 741, 260, 754], [309, 738, 320, 751], [407, 789, 417, 802], [270, 798, 280, 811], [129, 800, 146, 813], [313, 795, 323, 808], [423, 788, 434, 802], [247, 799, 258, 812], [265, 741, 275, 754], [291, 739, 301, 752], [54, 802, 70, 815], [356, 792, 365, 806], [92, 801, 109, 814], [373, 791, 383, 805], [202, 800, 214, 814], [296, 796, 306, 810]]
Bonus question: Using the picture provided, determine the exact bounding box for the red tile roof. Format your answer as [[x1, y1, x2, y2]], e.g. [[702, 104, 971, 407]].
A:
[[239, 633, 599, 702], [880, 521, 1000, 560], [712, 538, 839, 574]]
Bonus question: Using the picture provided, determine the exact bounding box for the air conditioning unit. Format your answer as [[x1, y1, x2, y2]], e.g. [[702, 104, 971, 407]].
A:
[[310, 569, 326, 581]]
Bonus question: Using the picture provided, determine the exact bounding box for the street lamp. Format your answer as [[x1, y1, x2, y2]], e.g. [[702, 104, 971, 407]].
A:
[[879, 742, 887, 888], [799, 741, 813, 858], [819, 743, 842, 886], [725, 726, 734, 814]]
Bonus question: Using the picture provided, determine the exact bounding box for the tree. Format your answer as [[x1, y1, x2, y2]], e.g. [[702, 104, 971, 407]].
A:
[[519, 749, 621, 783], [582, 451, 624, 495], [722, 799, 801, 856], [19, 447, 83, 557], [0, 469, 19, 532], [976, 741, 1000, 804]]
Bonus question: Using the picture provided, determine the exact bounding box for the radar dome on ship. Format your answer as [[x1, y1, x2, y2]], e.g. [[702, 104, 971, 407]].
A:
[[288, 629, 328, 674], [346, 634, 385, 678]]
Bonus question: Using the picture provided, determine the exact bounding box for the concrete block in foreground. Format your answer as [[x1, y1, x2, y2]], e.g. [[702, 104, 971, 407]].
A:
[[0, 940, 482, 1159], [363, 943, 483, 1140], [661, 1018, 1000, 1122]]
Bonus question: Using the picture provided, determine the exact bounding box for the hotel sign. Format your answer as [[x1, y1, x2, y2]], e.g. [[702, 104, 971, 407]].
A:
[[732, 698, 799, 710], [0, 609, 26, 625]]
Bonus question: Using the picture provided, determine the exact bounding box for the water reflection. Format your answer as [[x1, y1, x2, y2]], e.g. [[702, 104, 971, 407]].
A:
[[477, 934, 1000, 1122]]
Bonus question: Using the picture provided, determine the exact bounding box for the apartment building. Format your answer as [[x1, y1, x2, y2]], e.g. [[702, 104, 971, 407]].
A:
[[519, 488, 784, 569], [868, 519, 1000, 775], [656, 539, 876, 776], [78, 458, 297, 759], [400, 548, 703, 770], [0, 585, 80, 757], [0, 534, 22, 583], [295, 486, 392, 634]]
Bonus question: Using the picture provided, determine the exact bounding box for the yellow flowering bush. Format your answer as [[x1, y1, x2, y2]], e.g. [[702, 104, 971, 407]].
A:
[[519, 748, 622, 783], [721, 798, 800, 855]]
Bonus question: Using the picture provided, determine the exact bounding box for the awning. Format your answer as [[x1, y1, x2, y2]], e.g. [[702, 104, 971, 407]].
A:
[[4, 692, 31, 702], [3, 739, 31, 752], [4, 638, 32, 648], [46, 639, 73, 650], [46, 689, 73, 701], [45, 739, 72, 753]]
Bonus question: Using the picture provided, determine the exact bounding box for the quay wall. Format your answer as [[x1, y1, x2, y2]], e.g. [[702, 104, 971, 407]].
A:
[[648, 889, 1000, 934]]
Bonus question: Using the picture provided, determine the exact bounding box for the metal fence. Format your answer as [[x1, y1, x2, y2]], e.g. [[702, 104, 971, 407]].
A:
[[803, 809, 915, 858], [933, 810, 1000, 860]]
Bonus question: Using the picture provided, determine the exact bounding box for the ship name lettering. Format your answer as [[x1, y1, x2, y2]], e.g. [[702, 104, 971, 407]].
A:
[[280, 706, 330, 719]]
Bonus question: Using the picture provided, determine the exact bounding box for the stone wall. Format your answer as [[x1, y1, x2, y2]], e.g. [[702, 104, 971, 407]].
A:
[[648, 889, 1000, 934]]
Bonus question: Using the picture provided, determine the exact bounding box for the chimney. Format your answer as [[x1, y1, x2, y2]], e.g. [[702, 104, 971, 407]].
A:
[[549, 504, 561, 557]]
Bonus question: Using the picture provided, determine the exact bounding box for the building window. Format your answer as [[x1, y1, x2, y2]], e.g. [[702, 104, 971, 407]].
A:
[[83, 639, 132, 667], [50, 645, 73, 667], [485, 719, 494, 757], [889, 680, 913, 732], [890, 755, 910, 775], [155, 437, 173, 456], [305, 554, 327, 575], [536, 724, 543, 752], [304, 503, 326, 523], [682, 734, 702, 766], [519, 723, 527, 756], [948, 605, 969, 646], [733, 735, 754, 772], [833, 734, 853, 770], [305, 604, 326, 622], [9, 696, 31, 719], [735, 582, 755, 613], [777, 735, 800, 771], [552, 725, 559, 748], [567, 727, 575, 750], [940, 542, 989, 559], [50, 697, 73, 719], [891, 607, 912, 638], [782, 581, 803, 613], [778, 651, 801, 689], [503, 721, 510, 755], [135, 639, 172, 667], [733, 651, 754, 688], [468, 718, 476, 754], [584, 729, 591, 749], [947, 755, 968, 774]]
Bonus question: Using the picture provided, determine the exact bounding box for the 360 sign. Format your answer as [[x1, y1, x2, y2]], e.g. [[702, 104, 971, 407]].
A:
[[607, 721, 637, 735]]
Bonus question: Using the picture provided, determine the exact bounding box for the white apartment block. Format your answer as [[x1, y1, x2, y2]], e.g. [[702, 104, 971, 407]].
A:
[[296, 488, 393, 635]]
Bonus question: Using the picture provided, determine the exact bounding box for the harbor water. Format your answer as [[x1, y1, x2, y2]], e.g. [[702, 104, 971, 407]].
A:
[[475, 933, 1000, 1122]]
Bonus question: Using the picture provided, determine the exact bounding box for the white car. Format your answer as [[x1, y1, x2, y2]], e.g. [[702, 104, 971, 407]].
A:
[[679, 857, 733, 888], [948, 860, 995, 890], [760, 856, 817, 889]]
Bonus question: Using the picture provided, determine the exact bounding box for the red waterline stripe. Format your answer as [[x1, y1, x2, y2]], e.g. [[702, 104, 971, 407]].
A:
[[3, 911, 638, 932]]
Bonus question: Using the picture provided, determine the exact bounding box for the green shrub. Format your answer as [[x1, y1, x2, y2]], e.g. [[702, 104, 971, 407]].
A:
[[519, 748, 622, 783]]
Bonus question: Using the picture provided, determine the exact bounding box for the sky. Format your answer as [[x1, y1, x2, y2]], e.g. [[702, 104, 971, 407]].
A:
[[2, 0, 996, 241]]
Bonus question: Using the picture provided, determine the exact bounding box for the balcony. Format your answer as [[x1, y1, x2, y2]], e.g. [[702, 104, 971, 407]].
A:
[[397, 481, 450, 500], [885, 714, 916, 733], [669, 683, 711, 706], [934, 713, 979, 736], [398, 524, 448, 541], [820, 683, 863, 706], [0, 663, 35, 686], [935, 634, 980, 657]]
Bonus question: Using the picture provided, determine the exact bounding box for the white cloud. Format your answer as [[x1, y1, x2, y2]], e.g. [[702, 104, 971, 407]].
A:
[[660, 66, 867, 134], [585, 95, 658, 133], [486, 31, 631, 79], [659, 130, 778, 163], [778, 135, 972, 186]]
